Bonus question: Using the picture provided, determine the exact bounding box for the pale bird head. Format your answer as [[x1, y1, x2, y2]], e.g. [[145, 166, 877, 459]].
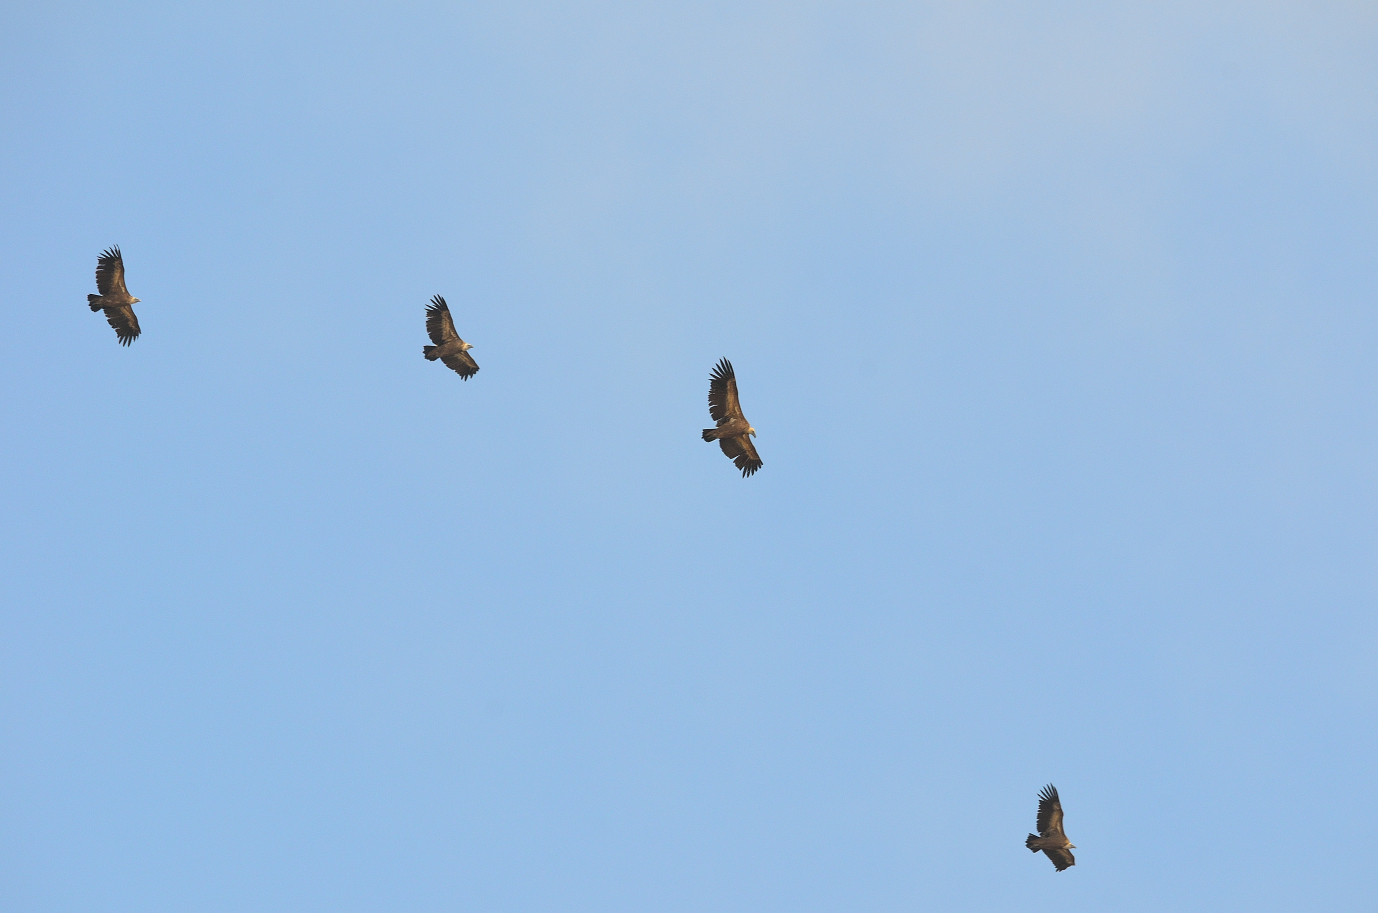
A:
[[748, 426, 757, 437], [132, 297, 142, 303], [462, 342, 473, 351]]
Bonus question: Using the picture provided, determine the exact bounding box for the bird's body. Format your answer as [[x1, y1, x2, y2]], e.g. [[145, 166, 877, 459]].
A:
[[423, 295, 478, 379], [1026, 784, 1076, 871], [702, 358, 762, 477], [87, 246, 141, 346]]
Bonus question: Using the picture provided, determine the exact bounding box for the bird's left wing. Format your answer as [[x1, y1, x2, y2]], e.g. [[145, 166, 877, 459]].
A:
[[1044, 847, 1075, 872], [106, 305, 141, 346], [719, 434, 762, 477], [441, 349, 479, 380]]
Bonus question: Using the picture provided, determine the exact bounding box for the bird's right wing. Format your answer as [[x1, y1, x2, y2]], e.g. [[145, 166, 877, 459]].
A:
[[96, 246, 126, 296], [707, 358, 741, 424], [1036, 784, 1064, 836], [106, 305, 141, 346], [426, 295, 459, 345]]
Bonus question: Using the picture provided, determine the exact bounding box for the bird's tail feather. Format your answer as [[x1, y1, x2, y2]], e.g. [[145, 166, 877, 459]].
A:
[[88, 294, 102, 311], [423, 345, 439, 361], [701, 428, 718, 442], [1026, 835, 1040, 852]]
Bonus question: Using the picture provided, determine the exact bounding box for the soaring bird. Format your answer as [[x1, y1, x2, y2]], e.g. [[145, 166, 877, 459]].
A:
[[423, 295, 479, 380], [702, 358, 762, 477], [87, 246, 141, 346], [1026, 784, 1076, 871]]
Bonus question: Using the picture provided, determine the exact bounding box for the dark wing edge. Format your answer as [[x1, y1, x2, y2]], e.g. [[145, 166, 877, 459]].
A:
[[425, 295, 459, 345], [1044, 848, 1075, 872], [1036, 784, 1063, 836], [707, 358, 739, 424], [95, 246, 125, 296], [106, 306, 141, 346]]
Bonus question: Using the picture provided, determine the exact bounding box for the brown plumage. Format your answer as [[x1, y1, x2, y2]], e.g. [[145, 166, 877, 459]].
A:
[[423, 295, 478, 380], [1025, 784, 1076, 871], [87, 246, 141, 346], [701, 358, 762, 477]]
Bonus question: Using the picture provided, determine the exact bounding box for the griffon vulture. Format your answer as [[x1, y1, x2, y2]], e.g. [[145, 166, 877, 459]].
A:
[[702, 358, 762, 477], [423, 295, 478, 379], [87, 246, 141, 346], [1026, 784, 1076, 871]]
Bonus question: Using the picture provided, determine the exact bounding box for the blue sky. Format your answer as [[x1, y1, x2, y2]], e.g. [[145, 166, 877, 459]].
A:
[[3, 2, 1377, 910]]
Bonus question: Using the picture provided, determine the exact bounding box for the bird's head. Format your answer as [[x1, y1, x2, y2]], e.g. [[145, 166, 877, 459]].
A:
[[748, 426, 757, 437], [1069, 843, 1077, 849], [462, 341, 474, 351], [132, 297, 142, 304]]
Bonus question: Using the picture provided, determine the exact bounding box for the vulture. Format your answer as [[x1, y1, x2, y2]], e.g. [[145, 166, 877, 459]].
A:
[[423, 295, 479, 379], [702, 358, 762, 477], [1026, 784, 1076, 871], [87, 246, 141, 346]]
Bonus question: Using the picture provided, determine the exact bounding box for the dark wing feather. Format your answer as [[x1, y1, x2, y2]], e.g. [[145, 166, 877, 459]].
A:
[[707, 358, 743, 424], [441, 350, 479, 380], [1044, 847, 1075, 872], [1036, 784, 1063, 836], [106, 305, 141, 346], [425, 295, 459, 346], [718, 434, 762, 477], [95, 246, 126, 296]]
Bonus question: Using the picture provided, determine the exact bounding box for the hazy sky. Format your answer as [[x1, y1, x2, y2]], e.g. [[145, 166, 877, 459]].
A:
[[4, 3, 1377, 911]]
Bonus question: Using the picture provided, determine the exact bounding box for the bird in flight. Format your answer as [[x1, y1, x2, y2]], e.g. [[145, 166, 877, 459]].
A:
[[702, 358, 762, 477], [1025, 784, 1076, 871], [87, 246, 141, 346], [423, 295, 479, 380]]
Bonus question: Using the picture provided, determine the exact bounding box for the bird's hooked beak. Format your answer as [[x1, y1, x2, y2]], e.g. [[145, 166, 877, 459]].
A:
[[748, 427, 757, 437], [132, 297, 142, 303]]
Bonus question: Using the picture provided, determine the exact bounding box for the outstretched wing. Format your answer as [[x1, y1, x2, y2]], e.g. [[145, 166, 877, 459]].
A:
[[106, 305, 141, 346], [95, 246, 127, 296], [1036, 784, 1064, 837], [426, 295, 460, 346], [441, 349, 479, 380], [707, 358, 744, 425], [1044, 847, 1075, 872], [718, 434, 763, 478]]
